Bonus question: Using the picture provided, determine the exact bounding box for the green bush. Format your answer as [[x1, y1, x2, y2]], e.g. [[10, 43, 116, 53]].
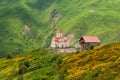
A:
[[89, 45, 94, 50], [6, 54, 13, 59], [18, 63, 27, 75], [28, 63, 42, 71], [23, 60, 29, 67], [17, 75, 23, 80]]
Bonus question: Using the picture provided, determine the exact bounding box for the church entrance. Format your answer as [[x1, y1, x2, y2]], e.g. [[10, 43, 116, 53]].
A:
[[62, 45, 64, 48]]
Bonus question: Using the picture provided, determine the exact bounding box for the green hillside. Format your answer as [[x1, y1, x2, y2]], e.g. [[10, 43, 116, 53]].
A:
[[0, 43, 120, 80], [0, 49, 64, 80], [0, 0, 120, 56], [60, 43, 120, 80]]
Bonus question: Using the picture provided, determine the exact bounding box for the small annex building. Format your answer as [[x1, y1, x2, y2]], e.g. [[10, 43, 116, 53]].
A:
[[51, 29, 69, 48], [79, 36, 100, 49]]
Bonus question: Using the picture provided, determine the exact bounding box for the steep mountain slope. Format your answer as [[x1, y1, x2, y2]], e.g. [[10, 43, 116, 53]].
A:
[[0, 43, 120, 80], [0, 0, 120, 56]]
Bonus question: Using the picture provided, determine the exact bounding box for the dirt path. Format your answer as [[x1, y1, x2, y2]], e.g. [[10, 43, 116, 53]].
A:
[[55, 48, 77, 53]]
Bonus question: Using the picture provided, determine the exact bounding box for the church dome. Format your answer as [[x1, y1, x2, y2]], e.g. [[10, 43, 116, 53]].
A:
[[57, 29, 62, 33]]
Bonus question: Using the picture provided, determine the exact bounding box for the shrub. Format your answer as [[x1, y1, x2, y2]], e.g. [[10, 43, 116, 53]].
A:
[[57, 56, 62, 65], [76, 48, 80, 54], [17, 75, 23, 80], [28, 63, 42, 71], [23, 60, 29, 67], [6, 54, 13, 59], [89, 45, 94, 50], [18, 63, 27, 75]]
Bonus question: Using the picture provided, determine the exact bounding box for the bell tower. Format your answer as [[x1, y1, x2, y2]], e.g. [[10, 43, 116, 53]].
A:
[[57, 29, 62, 38]]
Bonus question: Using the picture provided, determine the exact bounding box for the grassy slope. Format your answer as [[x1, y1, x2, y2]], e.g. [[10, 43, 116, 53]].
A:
[[0, 49, 63, 80], [0, 43, 120, 80], [0, 0, 120, 56], [60, 43, 120, 80], [55, 0, 120, 43]]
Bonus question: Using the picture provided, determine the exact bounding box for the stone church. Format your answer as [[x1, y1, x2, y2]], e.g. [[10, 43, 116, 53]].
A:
[[51, 29, 69, 48]]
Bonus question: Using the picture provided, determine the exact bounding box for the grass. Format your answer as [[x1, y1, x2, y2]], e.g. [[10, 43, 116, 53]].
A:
[[0, 0, 120, 57], [0, 43, 120, 80]]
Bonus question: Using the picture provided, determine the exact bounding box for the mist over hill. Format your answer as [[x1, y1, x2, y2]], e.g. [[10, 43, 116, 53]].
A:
[[0, 0, 120, 56]]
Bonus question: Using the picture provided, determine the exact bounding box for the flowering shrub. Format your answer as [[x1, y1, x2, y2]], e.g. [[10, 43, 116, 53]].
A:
[[13, 57, 25, 62], [60, 43, 120, 80], [3, 59, 9, 63]]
